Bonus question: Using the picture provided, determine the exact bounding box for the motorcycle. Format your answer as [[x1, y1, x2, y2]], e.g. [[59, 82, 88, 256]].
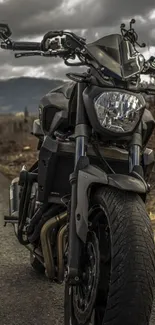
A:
[[1, 19, 155, 325]]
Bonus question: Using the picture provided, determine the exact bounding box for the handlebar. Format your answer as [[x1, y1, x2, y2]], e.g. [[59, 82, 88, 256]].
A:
[[0, 31, 85, 65], [1, 27, 155, 85], [0, 29, 85, 54]]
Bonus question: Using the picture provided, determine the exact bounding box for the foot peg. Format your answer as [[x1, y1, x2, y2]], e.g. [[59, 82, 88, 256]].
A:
[[4, 213, 18, 227]]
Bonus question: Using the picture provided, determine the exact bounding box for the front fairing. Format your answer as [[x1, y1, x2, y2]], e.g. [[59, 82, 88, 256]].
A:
[[86, 34, 142, 80]]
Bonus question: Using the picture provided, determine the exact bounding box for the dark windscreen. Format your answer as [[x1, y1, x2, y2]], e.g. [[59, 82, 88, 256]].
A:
[[86, 34, 141, 79]]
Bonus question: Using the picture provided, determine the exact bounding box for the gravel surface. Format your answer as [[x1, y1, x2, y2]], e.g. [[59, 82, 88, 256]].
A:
[[0, 173, 64, 325], [0, 172, 155, 325]]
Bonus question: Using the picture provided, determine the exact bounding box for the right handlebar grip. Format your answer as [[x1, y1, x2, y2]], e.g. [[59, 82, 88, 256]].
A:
[[12, 41, 41, 51]]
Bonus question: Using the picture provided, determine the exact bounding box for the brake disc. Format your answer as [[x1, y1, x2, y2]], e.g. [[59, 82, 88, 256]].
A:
[[73, 231, 100, 324]]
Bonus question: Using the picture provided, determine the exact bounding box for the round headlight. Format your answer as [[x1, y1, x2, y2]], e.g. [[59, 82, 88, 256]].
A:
[[94, 91, 145, 133]]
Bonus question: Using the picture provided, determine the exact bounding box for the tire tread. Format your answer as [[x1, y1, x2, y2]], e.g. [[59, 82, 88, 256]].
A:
[[93, 187, 155, 325]]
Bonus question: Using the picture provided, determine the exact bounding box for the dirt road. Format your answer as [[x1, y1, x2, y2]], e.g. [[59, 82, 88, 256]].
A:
[[0, 172, 155, 325], [0, 173, 64, 325]]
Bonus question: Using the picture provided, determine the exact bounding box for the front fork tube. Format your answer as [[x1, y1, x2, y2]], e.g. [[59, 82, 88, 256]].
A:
[[67, 82, 89, 284], [75, 136, 85, 165], [67, 140, 88, 284], [129, 122, 143, 176], [67, 173, 81, 284], [129, 145, 141, 171]]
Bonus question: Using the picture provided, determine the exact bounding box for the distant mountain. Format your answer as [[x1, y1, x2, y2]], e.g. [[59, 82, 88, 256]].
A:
[[0, 77, 66, 114]]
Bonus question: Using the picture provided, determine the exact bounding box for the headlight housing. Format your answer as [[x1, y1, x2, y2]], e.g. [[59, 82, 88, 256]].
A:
[[94, 91, 145, 134]]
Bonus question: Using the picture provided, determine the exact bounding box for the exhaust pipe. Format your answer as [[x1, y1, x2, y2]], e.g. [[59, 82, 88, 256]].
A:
[[40, 211, 67, 280], [57, 224, 67, 283]]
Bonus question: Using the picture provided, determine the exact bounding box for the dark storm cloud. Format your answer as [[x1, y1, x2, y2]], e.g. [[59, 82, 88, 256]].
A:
[[0, 0, 154, 37], [0, 0, 63, 37], [0, 0, 155, 79]]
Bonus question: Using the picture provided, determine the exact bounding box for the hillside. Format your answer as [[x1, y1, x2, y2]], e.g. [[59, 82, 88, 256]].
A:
[[0, 77, 65, 113]]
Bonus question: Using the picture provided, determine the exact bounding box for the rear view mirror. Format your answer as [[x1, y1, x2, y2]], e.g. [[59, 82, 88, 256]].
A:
[[0, 23, 12, 39]]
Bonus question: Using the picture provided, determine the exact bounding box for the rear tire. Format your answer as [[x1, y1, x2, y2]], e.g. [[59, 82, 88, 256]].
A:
[[64, 186, 155, 325]]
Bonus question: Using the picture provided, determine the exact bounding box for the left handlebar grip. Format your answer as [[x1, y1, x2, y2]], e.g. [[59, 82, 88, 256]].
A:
[[1, 41, 41, 51], [12, 42, 41, 51]]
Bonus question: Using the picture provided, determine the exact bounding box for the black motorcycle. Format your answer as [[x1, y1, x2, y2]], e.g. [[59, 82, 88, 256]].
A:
[[2, 19, 155, 325]]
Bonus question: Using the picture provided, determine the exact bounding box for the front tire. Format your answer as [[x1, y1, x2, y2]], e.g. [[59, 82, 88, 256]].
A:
[[64, 186, 155, 325]]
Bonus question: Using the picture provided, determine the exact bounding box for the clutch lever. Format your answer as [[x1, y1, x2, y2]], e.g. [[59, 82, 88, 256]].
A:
[[15, 51, 59, 58], [15, 52, 43, 58], [15, 49, 71, 59]]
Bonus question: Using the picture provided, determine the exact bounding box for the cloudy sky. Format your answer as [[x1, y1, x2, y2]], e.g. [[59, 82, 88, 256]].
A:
[[0, 0, 155, 80]]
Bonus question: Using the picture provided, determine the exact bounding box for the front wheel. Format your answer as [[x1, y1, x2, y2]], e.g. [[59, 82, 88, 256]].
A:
[[64, 186, 155, 325]]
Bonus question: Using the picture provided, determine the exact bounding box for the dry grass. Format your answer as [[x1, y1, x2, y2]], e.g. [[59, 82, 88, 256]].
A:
[[0, 115, 38, 178]]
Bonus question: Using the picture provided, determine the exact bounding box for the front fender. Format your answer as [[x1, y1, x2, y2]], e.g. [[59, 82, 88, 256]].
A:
[[75, 164, 148, 243]]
